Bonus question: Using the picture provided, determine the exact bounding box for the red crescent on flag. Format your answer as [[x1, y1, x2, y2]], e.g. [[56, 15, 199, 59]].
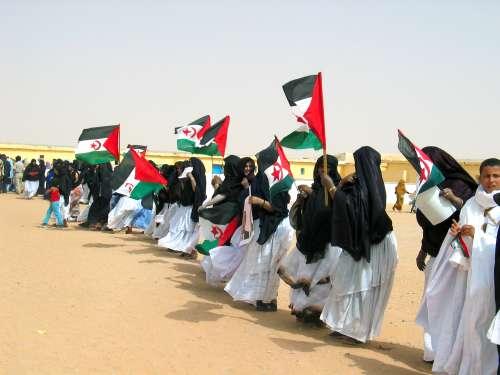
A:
[[182, 126, 197, 139], [124, 182, 134, 193], [90, 140, 102, 150]]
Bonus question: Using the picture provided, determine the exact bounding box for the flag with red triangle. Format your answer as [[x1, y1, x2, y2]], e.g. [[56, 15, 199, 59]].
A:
[[282, 72, 326, 150], [175, 115, 230, 157], [111, 148, 167, 199], [397, 129, 445, 193], [256, 137, 294, 199], [195, 201, 240, 255], [75, 125, 120, 165]]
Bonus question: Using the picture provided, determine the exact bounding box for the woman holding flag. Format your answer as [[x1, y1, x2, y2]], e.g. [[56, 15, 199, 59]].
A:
[[225, 141, 294, 312]]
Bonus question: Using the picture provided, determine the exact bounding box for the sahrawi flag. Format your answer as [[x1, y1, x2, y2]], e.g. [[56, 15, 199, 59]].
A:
[[175, 115, 211, 153], [397, 129, 445, 193], [195, 202, 240, 255], [282, 72, 326, 150], [111, 148, 167, 199], [176, 115, 230, 157], [75, 125, 120, 164], [257, 137, 294, 198]]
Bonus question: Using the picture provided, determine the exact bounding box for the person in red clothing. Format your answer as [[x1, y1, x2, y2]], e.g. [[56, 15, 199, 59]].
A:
[[41, 186, 64, 227]]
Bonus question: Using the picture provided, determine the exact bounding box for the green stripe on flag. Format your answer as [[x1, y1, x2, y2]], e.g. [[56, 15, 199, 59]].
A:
[[193, 143, 220, 156], [76, 151, 116, 165], [281, 130, 322, 150], [177, 139, 197, 153], [195, 239, 219, 255], [269, 175, 294, 198], [130, 181, 164, 199], [418, 167, 445, 194]]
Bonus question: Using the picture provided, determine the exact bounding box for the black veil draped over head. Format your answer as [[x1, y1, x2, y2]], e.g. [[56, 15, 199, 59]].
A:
[[256, 171, 291, 245], [190, 157, 207, 222], [216, 155, 242, 202], [416, 146, 477, 257], [422, 146, 477, 191], [296, 155, 341, 263], [330, 146, 393, 262]]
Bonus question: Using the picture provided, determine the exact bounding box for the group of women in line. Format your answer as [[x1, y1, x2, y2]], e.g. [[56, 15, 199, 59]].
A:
[[40, 144, 500, 374], [138, 146, 399, 344]]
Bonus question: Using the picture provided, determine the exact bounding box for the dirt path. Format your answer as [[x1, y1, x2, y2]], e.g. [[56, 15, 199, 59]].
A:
[[0, 194, 430, 374]]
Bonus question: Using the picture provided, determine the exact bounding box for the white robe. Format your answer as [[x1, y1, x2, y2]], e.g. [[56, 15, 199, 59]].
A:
[[24, 180, 39, 198], [107, 196, 142, 230], [415, 233, 469, 373], [438, 190, 499, 374], [158, 204, 199, 253], [320, 232, 398, 343], [279, 245, 338, 314], [201, 224, 248, 286], [152, 204, 175, 239], [225, 218, 293, 304]]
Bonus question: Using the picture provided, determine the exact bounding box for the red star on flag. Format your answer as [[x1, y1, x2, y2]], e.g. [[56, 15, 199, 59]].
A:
[[271, 161, 283, 181], [211, 225, 223, 239]]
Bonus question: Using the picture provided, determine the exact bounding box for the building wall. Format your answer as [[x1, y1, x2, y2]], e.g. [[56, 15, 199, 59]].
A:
[[0, 143, 482, 184]]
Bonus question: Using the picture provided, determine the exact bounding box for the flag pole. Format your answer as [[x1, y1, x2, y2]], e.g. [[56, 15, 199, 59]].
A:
[[323, 146, 328, 205]]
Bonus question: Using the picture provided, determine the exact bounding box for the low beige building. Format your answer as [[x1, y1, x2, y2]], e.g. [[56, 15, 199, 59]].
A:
[[0, 143, 481, 183]]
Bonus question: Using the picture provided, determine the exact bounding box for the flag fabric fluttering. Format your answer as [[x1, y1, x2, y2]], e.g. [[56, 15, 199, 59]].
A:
[[282, 72, 326, 149], [127, 144, 147, 155], [75, 125, 120, 165], [397, 129, 445, 193], [280, 124, 322, 150], [195, 202, 240, 255], [175, 115, 211, 153], [175, 115, 230, 157], [111, 148, 167, 199], [256, 137, 294, 199]]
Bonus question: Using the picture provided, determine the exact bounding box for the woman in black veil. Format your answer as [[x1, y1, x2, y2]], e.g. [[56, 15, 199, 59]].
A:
[[158, 158, 206, 259], [200, 156, 260, 286], [278, 155, 341, 324], [320, 146, 398, 343]]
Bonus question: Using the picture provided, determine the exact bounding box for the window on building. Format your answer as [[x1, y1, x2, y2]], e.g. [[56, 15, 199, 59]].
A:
[[300, 168, 305, 175], [212, 164, 223, 174]]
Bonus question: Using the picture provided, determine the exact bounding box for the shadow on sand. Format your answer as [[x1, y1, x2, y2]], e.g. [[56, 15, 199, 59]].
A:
[[124, 235, 429, 373]]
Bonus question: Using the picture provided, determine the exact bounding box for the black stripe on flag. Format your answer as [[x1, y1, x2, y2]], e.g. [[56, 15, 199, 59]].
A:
[[282, 75, 317, 106], [397, 130, 421, 174], [199, 201, 240, 225], [78, 125, 119, 141], [199, 118, 224, 146], [256, 140, 278, 173], [189, 115, 210, 126], [110, 151, 135, 190]]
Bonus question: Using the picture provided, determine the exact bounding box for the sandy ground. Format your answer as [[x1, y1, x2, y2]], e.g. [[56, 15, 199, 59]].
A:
[[0, 193, 431, 375]]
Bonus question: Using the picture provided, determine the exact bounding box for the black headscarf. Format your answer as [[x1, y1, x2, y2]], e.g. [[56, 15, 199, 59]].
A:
[[422, 146, 477, 191], [416, 146, 477, 257], [23, 159, 41, 181], [216, 155, 242, 202], [296, 155, 341, 263], [256, 169, 291, 245], [330, 146, 393, 262], [190, 157, 207, 222]]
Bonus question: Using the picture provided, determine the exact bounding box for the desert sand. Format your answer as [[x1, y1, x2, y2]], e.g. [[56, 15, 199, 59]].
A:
[[0, 194, 431, 374]]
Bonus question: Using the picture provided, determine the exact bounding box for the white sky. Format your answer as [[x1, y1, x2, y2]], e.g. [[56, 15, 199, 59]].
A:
[[1, 1, 498, 159]]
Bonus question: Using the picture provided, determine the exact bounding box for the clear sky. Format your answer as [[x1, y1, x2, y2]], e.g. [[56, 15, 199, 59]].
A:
[[1, 1, 498, 159]]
